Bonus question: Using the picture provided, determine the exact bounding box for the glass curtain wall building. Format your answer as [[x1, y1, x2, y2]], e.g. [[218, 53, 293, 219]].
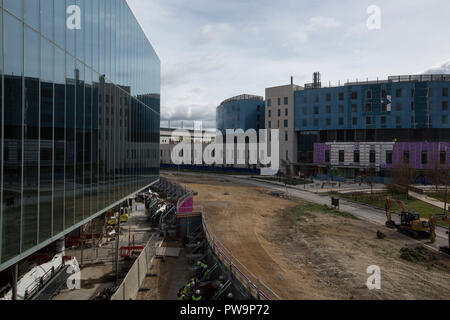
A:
[[0, 0, 160, 271]]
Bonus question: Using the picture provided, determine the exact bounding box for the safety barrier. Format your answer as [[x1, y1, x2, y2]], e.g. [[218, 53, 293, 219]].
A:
[[110, 235, 156, 300]]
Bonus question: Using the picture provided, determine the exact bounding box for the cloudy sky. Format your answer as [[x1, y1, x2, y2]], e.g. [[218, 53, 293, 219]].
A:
[[127, 0, 450, 129]]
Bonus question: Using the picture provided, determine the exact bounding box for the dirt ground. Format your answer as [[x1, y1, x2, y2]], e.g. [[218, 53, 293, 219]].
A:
[[164, 172, 450, 300]]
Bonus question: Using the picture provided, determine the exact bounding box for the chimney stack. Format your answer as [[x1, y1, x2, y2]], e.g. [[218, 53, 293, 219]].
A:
[[291, 76, 293, 85]]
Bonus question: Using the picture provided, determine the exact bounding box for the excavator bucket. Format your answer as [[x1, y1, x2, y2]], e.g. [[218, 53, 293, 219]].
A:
[[385, 220, 397, 229]]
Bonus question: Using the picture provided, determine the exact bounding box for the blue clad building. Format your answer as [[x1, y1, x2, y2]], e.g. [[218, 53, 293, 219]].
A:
[[216, 94, 265, 134], [293, 74, 450, 177]]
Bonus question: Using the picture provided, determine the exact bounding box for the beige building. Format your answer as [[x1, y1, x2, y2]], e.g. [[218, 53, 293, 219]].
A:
[[265, 78, 303, 174]]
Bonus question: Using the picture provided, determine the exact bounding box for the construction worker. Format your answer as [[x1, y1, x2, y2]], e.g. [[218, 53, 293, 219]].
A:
[[176, 291, 185, 301], [182, 280, 195, 295], [192, 290, 202, 301], [197, 261, 206, 269], [202, 266, 211, 281]]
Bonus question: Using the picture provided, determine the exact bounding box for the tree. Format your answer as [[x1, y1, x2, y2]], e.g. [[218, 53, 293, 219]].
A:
[[391, 161, 418, 200]]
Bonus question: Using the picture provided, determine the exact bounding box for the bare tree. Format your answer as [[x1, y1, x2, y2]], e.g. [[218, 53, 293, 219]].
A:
[[391, 161, 418, 200]]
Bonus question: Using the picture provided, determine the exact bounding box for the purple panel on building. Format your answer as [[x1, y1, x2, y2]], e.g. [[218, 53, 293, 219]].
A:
[[314, 143, 330, 164], [391, 142, 450, 169]]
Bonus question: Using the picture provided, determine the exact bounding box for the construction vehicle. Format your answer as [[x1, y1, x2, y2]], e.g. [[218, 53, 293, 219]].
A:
[[107, 213, 129, 226], [429, 214, 450, 254], [385, 197, 431, 239]]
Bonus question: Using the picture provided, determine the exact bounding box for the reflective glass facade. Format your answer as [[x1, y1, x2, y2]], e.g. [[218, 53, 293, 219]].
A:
[[0, 0, 160, 271]]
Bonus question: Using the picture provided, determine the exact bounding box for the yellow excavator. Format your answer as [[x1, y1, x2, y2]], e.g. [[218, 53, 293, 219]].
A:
[[385, 197, 431, 239]]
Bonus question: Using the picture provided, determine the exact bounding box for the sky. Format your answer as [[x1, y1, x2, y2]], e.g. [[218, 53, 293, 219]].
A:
[[127, 0, 450, 129]]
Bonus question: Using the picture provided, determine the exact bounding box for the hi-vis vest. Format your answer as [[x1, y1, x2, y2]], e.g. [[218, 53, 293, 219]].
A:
[[192, 294, 202, 301], [177, 294, 185, 301]]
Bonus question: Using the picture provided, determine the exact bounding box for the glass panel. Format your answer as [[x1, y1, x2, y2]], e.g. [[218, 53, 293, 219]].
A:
[[54, 0, 65, 48], [75, 62, 84, 223], [4, 0, 23, 19], [24, 0, 39, 30], [2, 12, 23, 262], [40, 81, 53, 242], [65, 55, 75, 228], [40, 0, 54, 40]]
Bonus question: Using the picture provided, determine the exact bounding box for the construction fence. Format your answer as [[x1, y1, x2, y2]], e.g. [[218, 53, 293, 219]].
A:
[[110, 235, 157, 300]]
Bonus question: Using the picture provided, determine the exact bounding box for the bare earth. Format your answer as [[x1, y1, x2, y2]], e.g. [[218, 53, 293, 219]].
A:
[[164, 172, 450, 300]]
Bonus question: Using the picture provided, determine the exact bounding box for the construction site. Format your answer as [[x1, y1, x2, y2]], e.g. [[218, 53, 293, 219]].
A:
[[1, 171, 449, 301]]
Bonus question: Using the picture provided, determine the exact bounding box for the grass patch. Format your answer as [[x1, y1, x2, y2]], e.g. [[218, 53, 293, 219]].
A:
[[329, 191, 449, 227], [400, 246, 435, 265], [291, 202, 358, 224], [425, 191, 449, 204]]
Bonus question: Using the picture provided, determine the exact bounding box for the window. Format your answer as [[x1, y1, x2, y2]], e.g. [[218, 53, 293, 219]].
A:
[[370, 150, 376, 163], [326, 93, 331, 101], [257, 105, 260, 112], [326, 118, 331, 126], [285, 131, 288, 141], [381, 116, 386, 126], [284, 97, 289, 105], [339, 118, 344, 126], [386, 150, 393, 164], [303, 96, 307, 104], [278, 98, 281, 105], [354, 150, 360, 163], [326, 106, 331, 114], [366, 90, 372, 99], [443, 101, 448, 111], [325, 150, 330, 162], [421, 150, 428, 165], [443, 88, 448, 97], [403, 150, 410, 164], [286, 150, 289, 161], [267, 99, 272, 107], [302, 119, 307, 127], [411, 88, 415, 97], [284, 120, 288, 128], [314, 95, 319, 103], [339, 92, 344, 101], [285, 108, 288, 116], [351, 91, 358, 100], [428, 102, 432, 111], [442, 115, 448, 125], [396, 88, 402, 98], [338, 105, 344, 113], [302, 107, 307, 115], [352, 117, 358, 125], [428, 87, 433, 97], [396, 103, 402, 111], [396, 116, 402, 127], [278, 109, 281, 117], [351, 104, 358, 112], [268, 110, 271, 117], [314, 106, 319, 114], [441, 151, 447, 165], [314, 119, 319, 126], [365, 103, 372, 112], [268, 120, 271, 128], [381, 90, 387, 98], [366, 116, 372, 125], [339, 150, 345, 162]]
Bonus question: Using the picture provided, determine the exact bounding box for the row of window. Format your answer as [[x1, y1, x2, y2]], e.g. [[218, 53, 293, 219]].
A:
[[268, 120, 289, 129], [302, 114, 448, 128], [268, 108, 289, 118], [301, 87, 449, 104], [267, 97, 289, 107], [324, 150, 447, 165]]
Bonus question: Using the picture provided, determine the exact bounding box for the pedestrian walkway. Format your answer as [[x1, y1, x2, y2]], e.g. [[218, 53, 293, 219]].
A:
[[409, 191, 448, 211]]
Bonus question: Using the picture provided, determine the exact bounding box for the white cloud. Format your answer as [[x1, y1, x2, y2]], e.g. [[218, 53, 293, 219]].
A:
[[423, 60, 450, 74]]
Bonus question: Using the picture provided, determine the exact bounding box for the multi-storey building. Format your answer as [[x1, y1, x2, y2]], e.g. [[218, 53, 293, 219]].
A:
[[265, 78, 303, 173], [294, 74, 450, 179], [216, 94, 265, 135], [0, 0, 160, 272]]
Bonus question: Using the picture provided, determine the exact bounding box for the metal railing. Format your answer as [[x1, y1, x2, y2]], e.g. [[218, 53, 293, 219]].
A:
[[199, 207, 282, 300]]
